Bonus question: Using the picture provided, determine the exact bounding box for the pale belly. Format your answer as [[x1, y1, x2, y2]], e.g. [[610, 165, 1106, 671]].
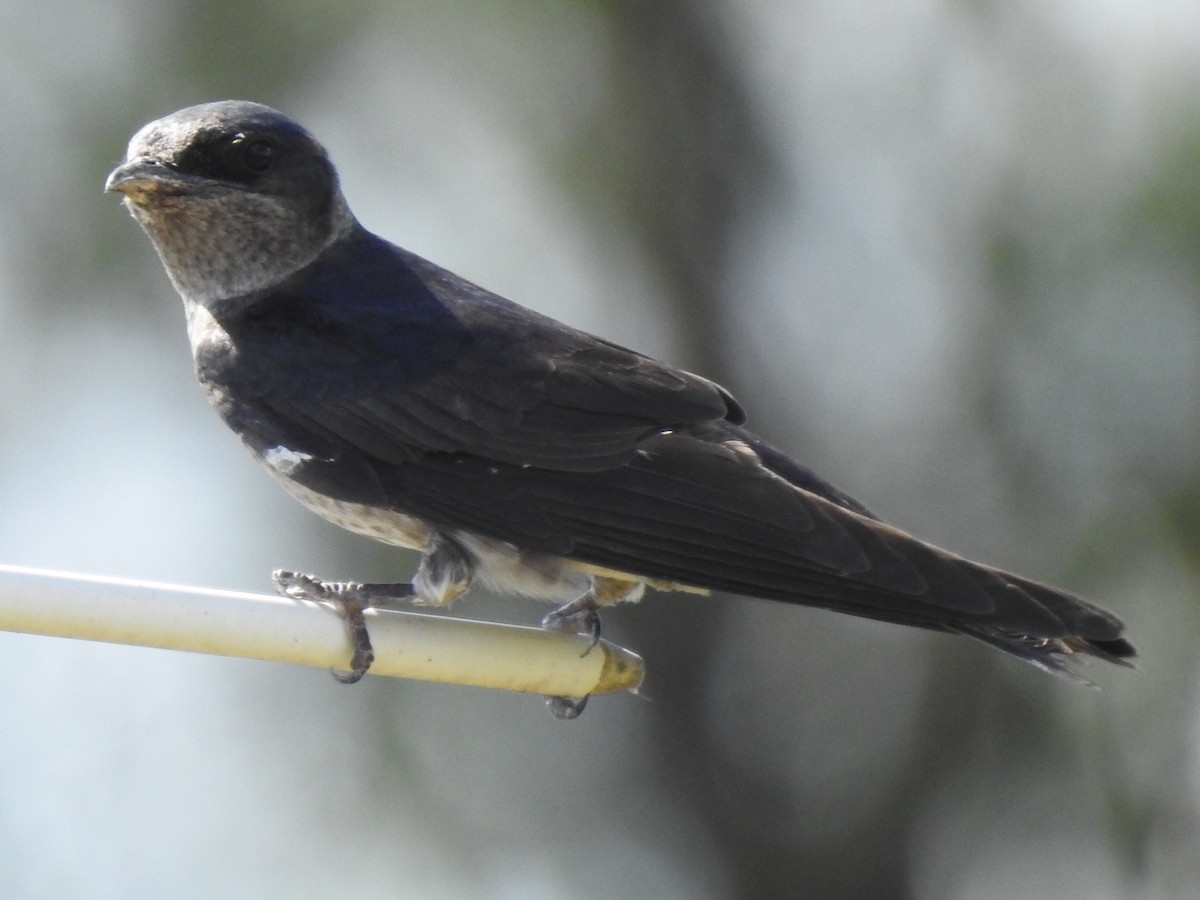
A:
[[267, 466, 710, 606]]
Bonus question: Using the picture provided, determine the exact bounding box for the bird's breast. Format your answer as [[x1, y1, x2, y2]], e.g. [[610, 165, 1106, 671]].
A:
[[266, 469, 432, 551]]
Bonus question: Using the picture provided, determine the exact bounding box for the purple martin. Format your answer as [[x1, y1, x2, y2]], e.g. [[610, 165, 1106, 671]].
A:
[[106, 100, 1134, 714]]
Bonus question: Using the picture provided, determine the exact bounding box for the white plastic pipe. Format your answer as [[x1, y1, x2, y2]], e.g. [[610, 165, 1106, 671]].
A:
[[0, 564, 644, 700]]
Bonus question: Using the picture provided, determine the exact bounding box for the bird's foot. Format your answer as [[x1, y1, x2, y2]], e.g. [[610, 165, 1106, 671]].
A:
[[540, 591, 603, 719], [273, 571, 418, 609], [546, 695, 589, 719], [272, 570, 414, 684], [541, 594, 602, 651]]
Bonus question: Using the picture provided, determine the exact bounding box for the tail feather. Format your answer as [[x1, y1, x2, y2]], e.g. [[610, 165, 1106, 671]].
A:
[[952, 624, 1137, 686]]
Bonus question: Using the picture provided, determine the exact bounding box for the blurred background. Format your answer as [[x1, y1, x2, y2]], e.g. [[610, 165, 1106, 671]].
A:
[[0, 1, 1197, 897]]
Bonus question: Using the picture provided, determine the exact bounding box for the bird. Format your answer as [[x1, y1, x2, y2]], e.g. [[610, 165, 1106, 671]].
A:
[[106, 100, 1134, 716]]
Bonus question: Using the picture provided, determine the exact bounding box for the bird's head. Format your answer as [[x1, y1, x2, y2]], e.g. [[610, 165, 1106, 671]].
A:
[[106, 100, 355, 307]]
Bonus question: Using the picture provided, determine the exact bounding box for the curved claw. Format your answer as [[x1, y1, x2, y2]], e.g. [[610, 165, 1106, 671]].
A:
[[271, 570, 377, 683], [547, 695, 589, 719]]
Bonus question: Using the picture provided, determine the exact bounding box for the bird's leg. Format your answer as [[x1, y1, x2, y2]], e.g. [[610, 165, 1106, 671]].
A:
[[540, 590, 602, 645], [541, 576, 644, 646], [409, 533, 475, 609], [273, 571, 415, 683], [542, 577, 645, 720], [272, 533, 475, 684]]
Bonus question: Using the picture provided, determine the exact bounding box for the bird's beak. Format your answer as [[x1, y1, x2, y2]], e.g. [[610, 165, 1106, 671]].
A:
[[105, 157, 196, 205], [106, 157, 163, 193]]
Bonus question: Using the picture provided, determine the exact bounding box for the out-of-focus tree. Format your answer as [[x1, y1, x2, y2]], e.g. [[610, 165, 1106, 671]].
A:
[[1, 1, 1195, 898]]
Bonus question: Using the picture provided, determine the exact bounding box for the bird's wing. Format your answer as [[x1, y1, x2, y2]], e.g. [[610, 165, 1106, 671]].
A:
[[216, 230, 745, 473], [380, 421, 1132, 672], [387, 424, 1111, 620]]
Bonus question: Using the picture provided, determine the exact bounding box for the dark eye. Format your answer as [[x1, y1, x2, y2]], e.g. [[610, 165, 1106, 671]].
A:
[[240, 138, 275, 173]]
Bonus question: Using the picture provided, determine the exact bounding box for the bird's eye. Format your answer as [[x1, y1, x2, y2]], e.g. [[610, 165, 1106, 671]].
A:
[[240, 138, 275, 174]]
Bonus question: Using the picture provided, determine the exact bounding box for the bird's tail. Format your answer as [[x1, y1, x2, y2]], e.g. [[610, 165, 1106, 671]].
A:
[[946, 568, 1136, 683], [733, 424, 1137, 680]]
